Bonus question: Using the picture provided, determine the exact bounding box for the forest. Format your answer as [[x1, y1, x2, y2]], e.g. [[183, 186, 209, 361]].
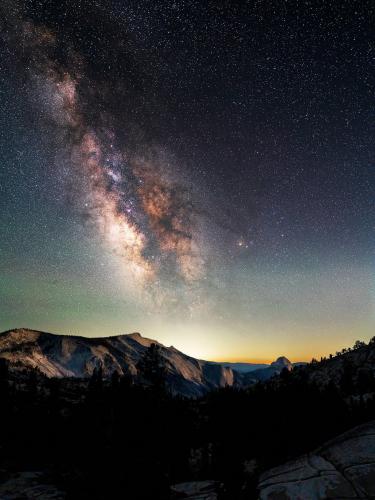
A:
[[1, 341, 375, 499]]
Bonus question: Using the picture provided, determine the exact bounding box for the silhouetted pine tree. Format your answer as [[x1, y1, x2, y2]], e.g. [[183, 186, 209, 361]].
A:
[[137, 343, 167, 391], [0, 358, 9, 396]]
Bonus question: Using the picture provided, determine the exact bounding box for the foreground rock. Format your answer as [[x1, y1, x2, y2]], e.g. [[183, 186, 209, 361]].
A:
[[170, 480, 222, 499], [0, 471, 65, 499], [258, 420, 375, 499]]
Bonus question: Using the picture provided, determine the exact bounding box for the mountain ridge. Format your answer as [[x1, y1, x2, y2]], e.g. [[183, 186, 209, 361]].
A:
[[0, 328, 234, 397], [0, 328, 295, 396]]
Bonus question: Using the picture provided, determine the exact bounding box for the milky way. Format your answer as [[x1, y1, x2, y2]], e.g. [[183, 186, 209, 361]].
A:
[[21, 19, 208, 294]]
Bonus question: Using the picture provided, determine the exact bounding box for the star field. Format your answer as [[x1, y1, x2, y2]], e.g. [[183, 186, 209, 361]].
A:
[[0, 0, 374, 361]]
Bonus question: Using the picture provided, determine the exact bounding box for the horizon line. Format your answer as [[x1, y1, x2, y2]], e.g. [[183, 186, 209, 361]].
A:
[[1, 326, 314, 364]]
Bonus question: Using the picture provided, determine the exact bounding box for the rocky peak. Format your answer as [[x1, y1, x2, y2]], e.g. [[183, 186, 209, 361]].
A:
[[270, 356, 292, 370]]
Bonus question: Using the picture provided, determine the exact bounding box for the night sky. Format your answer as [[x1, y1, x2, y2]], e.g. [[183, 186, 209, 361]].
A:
[[0, 0, 374, 362]]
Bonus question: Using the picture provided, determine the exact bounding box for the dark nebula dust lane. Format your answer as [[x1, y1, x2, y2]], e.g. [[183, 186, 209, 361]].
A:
[[5, 8, 212, 291]]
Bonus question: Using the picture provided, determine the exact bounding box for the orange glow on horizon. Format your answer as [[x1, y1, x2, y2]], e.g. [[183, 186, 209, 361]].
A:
[[211, 357, 275, 364], [209, 356, 311, 364]]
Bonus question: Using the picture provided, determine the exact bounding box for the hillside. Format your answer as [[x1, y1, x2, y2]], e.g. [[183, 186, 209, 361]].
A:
[[0, 328, 298, 397], [0, 328, 236, 397], [286, 339, 375, 394]]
